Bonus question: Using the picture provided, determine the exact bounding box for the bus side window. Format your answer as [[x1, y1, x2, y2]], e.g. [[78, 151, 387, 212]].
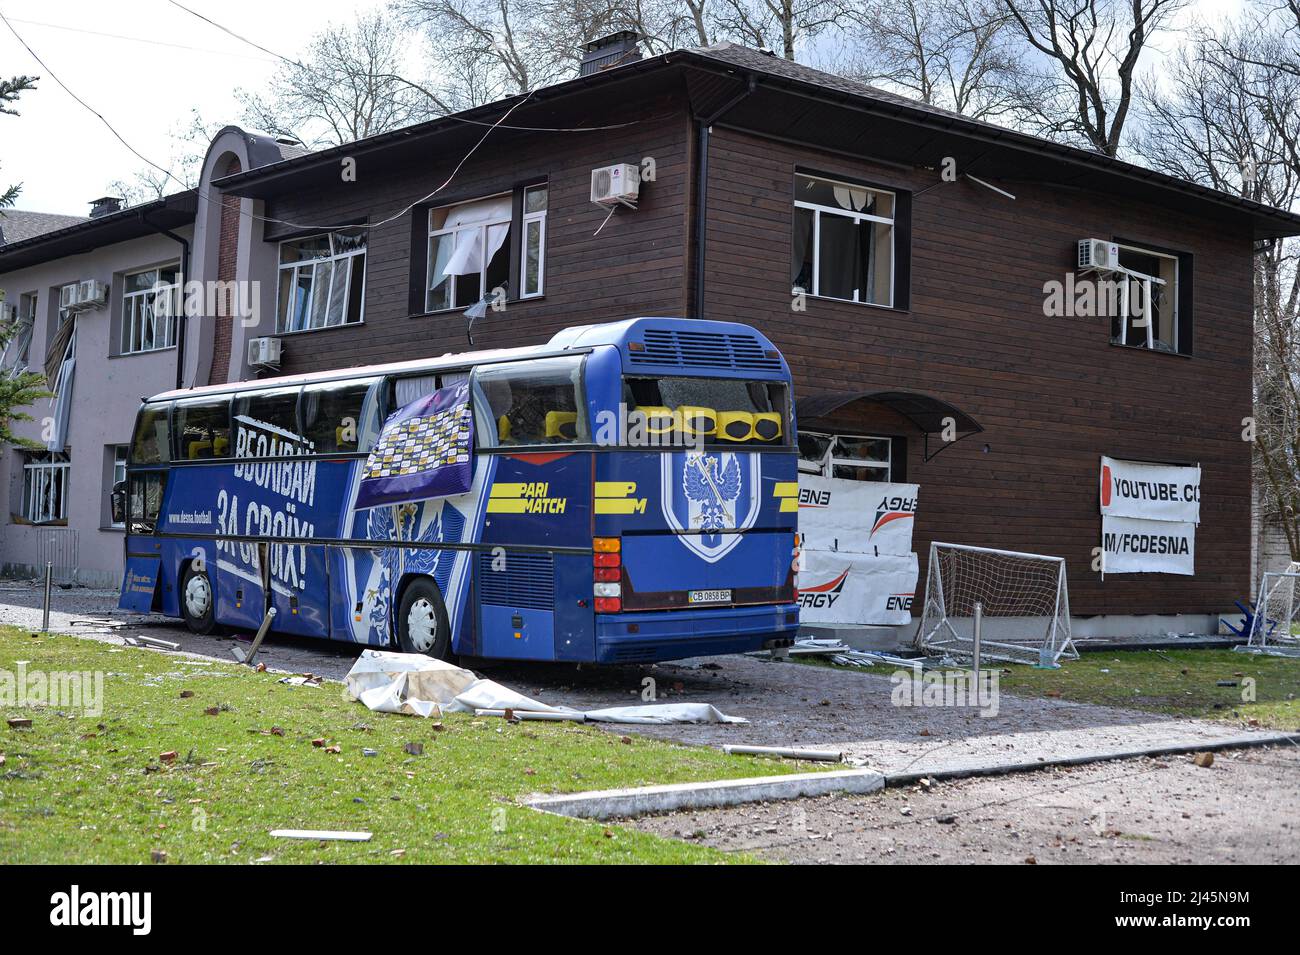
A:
[[130, 403, 171, 464], [128, 472, 166, 534], [473, 356, 586, 446], [301, 379, 379, 453], [234, 388, 302, 455], [172, 398, 232, 461]]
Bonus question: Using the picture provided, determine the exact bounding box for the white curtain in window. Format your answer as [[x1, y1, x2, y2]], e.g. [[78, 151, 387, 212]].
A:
[[441, 197, 512, 278], [394, 374, 438, 407]]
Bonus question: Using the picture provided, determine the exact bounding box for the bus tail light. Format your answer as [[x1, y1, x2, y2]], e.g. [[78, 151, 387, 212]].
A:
[[593, 538, 622, 611]]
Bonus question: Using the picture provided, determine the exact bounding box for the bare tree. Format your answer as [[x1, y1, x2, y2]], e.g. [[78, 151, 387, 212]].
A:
[[237, 12, 442, 147], [106, 110, 225, 206], [1000, 0, 1186, 156], [1140, 19, 1300, 559], [713, 0, 848, 59], [844, 0, 1032, 119]]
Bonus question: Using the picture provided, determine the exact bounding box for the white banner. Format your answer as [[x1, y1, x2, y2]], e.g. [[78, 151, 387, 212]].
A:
[[1099, 456, 1200, 524], [1101, 515, 1195, 576], [798, 475, 918, 556], [798, 550, 919, 625]]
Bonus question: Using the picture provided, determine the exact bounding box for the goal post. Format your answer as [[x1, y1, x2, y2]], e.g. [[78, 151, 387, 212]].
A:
[[913, 542, 1077, 665], [1244, 568, 1300, 655]]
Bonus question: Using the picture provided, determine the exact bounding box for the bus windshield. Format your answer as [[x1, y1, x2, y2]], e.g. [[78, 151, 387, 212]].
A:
[[621, 376, 789, 445]]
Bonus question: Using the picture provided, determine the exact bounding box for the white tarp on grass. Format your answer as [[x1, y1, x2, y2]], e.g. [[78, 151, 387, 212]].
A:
[[344, 650, 747, 724]]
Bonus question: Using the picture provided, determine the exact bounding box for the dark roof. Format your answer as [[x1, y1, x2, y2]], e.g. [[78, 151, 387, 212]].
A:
[[0, 191, 197, 273], [215, 42, 1300, 240], [0, 210, 88, 246]]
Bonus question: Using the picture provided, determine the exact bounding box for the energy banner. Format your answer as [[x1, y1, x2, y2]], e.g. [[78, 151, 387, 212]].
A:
[[798, 550, 919, 626], [798, 475, 918, 556]]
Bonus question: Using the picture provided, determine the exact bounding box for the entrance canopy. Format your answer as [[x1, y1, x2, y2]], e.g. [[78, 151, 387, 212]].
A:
[[797, 390, 983, 461]]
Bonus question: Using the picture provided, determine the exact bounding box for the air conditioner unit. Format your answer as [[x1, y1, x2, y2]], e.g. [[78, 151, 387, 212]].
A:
[[248, 336, 282, 368], [591, 163, 640, 207], [1077, 238, 1120, 272], [68, 279, 108, 311], [0, 302, 16, 324]]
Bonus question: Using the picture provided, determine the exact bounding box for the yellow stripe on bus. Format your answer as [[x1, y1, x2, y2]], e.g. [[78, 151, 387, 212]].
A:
[[595, 481, 638, 498], [595, 499, 647, 515], [780, 498, 798, 512], [773, 482, 798, 498]]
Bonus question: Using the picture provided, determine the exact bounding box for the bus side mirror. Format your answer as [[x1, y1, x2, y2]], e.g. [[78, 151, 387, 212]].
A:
[[111, 481, 127, 526]]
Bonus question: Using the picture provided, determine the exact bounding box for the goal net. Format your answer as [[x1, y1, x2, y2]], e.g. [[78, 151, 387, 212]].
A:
[[913, 542, 1077, 665], [1244, 568, 1300, 655]]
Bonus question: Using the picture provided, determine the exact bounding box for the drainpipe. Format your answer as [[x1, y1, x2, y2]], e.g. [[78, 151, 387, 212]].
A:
[[141, 212, 191, 390], [693, 75, 758, 320]]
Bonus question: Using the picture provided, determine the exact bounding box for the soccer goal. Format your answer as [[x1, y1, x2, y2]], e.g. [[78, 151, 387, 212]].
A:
[[913, 542, 1077, 665], [1242, 568, 1300, 656]]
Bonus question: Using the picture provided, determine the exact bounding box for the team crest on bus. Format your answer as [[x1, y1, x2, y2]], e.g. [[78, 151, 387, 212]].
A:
[[662, 451, 761, 563]]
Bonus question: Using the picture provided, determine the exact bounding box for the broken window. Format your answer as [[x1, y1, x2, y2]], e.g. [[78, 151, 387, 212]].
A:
[[1112, 245, 1182, 354], [792, 173, 895, 308], [427, 195, 512, 312], [799, 430, 893, 482], [277, 233, 367, 333]]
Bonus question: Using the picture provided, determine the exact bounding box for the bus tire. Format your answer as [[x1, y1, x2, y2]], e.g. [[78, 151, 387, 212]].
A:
[[396, 577, 452, 659], [180, 564, 218, 635]]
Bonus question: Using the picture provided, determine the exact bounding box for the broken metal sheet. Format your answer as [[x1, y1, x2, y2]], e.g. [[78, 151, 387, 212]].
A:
[[344, 650, 748, 725]]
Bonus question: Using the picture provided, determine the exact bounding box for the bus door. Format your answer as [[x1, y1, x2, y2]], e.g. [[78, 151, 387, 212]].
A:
[[214, 540, 270, 632]]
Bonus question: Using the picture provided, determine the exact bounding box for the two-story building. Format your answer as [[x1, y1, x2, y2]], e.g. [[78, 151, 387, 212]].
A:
[[5, 37, 1299, 636], [0, 127, 303, 586]]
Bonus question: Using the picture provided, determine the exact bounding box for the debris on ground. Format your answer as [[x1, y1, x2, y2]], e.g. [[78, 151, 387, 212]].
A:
[[344, 650, 748, 725], [123, 635, 180, 651], [269, 829, 372, 842], [1193, 752, 1215, 768], [278, 674, 323, 688], [6, 717, 32, 729], [403, 742, 424, 756], [721, 743, 843, 762]]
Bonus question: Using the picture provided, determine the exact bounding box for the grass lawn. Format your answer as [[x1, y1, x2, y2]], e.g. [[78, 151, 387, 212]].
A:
[[988, 648, 1300, 730], [0, 627, 797, 864]]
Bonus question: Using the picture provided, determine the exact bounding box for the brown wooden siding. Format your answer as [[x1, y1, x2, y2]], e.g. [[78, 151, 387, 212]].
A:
[[260, 101, 693, 372], [701, 126, 1255, 618]]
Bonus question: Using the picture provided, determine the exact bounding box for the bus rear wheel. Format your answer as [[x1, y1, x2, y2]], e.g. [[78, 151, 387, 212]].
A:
[[180, 564, 217, 635], [396, 578, 451, 660]]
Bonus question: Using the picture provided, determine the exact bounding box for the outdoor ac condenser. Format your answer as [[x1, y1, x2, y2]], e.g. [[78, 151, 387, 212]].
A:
[[1077, 238, 1120, 272], [248, 336, 282, 368], [70, 280, 108, 310], [591, 163, 641, 207]]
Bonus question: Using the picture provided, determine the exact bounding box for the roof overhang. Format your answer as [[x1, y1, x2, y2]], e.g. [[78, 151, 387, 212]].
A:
[[0, 191, 198, 273], [798, 389, 983, 461], [211, 48, 1300, 241]]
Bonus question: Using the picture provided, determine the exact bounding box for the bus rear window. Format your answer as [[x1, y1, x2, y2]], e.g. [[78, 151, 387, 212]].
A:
[[130, 404, 171, 464], [475, 356, 586, 446], [622, 377, 789, 444], [173, 398, 232, 461]]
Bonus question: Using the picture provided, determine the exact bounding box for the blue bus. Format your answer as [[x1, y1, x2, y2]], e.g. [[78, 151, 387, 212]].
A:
[[116, 318, 799, 664]]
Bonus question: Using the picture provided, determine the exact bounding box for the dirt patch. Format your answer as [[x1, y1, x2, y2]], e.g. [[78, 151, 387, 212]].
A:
[[629, 745, 1300, 864]]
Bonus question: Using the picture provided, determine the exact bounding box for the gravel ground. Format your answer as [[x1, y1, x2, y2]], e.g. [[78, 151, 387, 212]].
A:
[[630, 745, 1300, 864]]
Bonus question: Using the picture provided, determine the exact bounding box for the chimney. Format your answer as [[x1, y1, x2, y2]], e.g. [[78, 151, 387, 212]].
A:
[[89, 196, 123, 219], [579, 31, 641, 77]]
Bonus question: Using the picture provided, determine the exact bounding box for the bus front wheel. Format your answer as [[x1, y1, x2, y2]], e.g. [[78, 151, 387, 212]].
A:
[[180, 564, 217, 635], [396, 578, 451, 659]]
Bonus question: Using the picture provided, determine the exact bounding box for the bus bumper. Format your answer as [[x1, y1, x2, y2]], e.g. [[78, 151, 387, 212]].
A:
[[594, 603, 800, 664]]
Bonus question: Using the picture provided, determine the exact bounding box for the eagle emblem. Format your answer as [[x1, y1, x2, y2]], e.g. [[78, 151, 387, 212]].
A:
[[684, 454, 742, 535]]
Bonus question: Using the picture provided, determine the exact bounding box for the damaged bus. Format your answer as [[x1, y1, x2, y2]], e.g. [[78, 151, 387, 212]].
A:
[[117, 317, 799, 663]]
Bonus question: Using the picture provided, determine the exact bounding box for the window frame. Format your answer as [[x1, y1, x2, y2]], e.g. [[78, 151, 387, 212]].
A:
[[1111, 241, 1188, 356], [0, 292, 36, 375], [275, 232, 368, 335], [799, 430, 894, 482], [20, 451, 71, 525], [109, 444, 129, 528], [120, 263, 181, 355], [520, 184, 548, 299], [793, 172, 898, 309], [425, 192, 513, 313]]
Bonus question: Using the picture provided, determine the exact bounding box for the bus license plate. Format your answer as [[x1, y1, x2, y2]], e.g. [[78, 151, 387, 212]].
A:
[[689, 589, 731, 604]]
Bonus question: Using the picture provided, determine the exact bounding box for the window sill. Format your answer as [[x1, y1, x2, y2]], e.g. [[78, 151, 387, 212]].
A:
[[110, 345, 177, 360], [273, 321, 366, 338], [413, 295, 545, 319], [1108, 340, 1192, 359], [795, 291, 907, 314], [10, 517, 69, 527], [99, 525, 126, 534]]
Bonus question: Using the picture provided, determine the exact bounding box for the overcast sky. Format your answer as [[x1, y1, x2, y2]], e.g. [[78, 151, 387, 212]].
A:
[[1, 0, 1252, 216]]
